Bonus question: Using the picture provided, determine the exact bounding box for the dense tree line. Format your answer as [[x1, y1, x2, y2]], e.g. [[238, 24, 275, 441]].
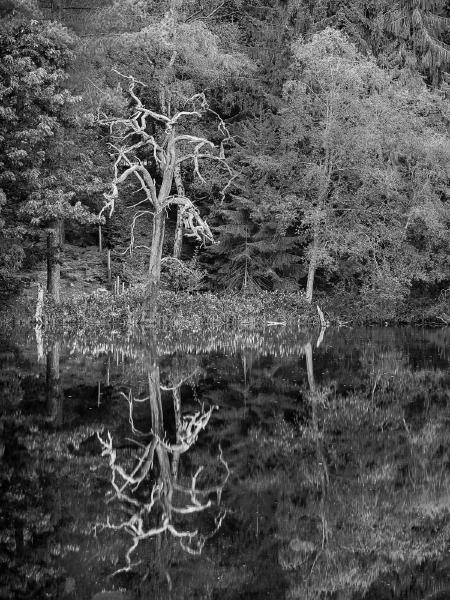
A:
[[0, 0, 448, 317]]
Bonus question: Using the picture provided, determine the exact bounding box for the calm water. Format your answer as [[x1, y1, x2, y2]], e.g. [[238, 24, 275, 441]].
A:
[[0, 326, 449, 600]]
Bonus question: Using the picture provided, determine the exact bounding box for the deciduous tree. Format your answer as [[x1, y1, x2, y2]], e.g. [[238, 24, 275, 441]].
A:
[[280, 28, 449, 307]]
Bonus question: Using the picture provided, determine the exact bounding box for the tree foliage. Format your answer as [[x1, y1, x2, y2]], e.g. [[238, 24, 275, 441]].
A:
[[0, 17, 100, 297], [255, 27, 449, 307]]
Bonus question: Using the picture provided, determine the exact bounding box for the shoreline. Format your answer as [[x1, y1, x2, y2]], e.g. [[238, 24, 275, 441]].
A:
[[1, 287, 448, 334]]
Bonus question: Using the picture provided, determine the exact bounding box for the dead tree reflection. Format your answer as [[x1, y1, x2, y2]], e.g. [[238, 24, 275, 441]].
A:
[[97, 356, 229, 576]]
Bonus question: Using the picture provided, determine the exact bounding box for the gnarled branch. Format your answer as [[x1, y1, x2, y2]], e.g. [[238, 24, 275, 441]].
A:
[[99, 72, 235, 250]]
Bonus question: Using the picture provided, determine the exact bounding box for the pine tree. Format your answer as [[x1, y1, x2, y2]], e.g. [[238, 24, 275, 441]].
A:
[[205, 195, 269, 290], [383, 0, 450, 84]]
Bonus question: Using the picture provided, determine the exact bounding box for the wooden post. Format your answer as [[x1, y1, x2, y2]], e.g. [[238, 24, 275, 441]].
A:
[[107, 249, 111, 284]]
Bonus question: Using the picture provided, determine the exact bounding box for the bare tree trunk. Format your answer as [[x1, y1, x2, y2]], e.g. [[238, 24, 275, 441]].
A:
[[148, 211, 166, 301], [305, 227, 318, 304], [305, 127, 332, 303], [304, 341, 315, 393], [173, 164, 184, 259], [35, 284, 44, 327], [148, 130, 175, 303], [47, 219, 62, 304]]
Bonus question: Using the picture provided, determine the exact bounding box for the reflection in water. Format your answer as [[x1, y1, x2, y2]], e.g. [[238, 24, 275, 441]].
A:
[[274, 334, 450, 600], [68, 325, 313, 361], [96, 340, 229, 581], [0, 326, 449, 599], [46, 339, 63, 426]]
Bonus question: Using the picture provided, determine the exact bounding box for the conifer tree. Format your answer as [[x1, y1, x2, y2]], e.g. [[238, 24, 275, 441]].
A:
[[384, 0, 450, 83], [288, 0, 450, 85]]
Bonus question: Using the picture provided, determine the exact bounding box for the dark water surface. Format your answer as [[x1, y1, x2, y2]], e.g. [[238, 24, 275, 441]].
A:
[[1, 326, 449, 600]]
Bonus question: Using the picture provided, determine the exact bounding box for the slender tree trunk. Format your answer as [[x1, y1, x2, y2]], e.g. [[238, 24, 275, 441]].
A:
[[305, 226, 318, 304], [173, 164, 184, 259], [47, 219, 62, 304], [305, 123, 332, 303], [304, 341, 315, 393]]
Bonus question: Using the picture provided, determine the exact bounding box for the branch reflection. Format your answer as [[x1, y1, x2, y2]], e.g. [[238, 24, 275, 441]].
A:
[[97, 345, 229, 578]]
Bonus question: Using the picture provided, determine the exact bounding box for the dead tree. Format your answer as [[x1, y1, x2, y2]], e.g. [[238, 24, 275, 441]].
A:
[[100, 72, 232, 302]]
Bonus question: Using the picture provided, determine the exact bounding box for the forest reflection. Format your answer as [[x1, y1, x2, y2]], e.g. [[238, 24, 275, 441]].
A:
[[274, 338, 450, 600], [0, 326, 449, 599]]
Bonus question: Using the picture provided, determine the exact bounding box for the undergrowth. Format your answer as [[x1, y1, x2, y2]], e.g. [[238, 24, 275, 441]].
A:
[[43, 287, 319, 334]]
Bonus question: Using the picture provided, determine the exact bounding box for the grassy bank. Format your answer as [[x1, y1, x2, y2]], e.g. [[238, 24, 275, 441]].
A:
[[41, 287, 320, 335], [3, 284, 448, 335]]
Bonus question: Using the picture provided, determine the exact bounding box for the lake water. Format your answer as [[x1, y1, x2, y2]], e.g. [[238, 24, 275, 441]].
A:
[[0, 325, 449, 600]]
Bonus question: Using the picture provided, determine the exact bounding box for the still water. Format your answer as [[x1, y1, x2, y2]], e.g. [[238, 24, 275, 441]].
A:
[[0, 325, 449, 600]]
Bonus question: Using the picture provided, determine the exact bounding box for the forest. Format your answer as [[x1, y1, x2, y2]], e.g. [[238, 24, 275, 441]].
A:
[[0, 0, 449, 324], [1, 4, 450, 596]]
